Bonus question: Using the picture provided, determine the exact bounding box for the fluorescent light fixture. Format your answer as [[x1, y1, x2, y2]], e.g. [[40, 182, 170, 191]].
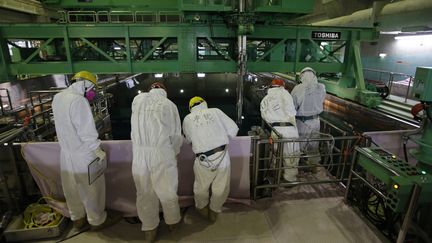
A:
[[394, 34, 432, 40], [197, 73, 206, 78], [225, 88, 229, 93], [154, 73, 163, 78], [379, 53, 387, 58], [180, 89, 184, 93], [114, 46, 122, 50]]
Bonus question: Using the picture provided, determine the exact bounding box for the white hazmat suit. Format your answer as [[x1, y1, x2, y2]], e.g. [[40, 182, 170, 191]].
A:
[[182, 102, 238, 213], [260, 87, 300, 182], [130, 88, 183, 231], [52, 81, 107, 226], [291, 68, 326, 164]]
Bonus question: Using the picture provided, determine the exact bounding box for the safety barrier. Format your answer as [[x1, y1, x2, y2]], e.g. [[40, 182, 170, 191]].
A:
[[250, 119, 371, 200]]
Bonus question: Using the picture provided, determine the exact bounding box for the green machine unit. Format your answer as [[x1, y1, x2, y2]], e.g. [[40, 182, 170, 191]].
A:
[[409, 67, 432, 173], [346, 147, 432, 242]]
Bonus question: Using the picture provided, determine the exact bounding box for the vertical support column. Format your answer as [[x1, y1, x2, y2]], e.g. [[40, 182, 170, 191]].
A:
[[0, 35, 11, 82], [63, 26, 73, 74], [352, 40, 366, 91], [294, 27, 301, 73], [236, 0, 246, 124], [125, 26, 132, 73]]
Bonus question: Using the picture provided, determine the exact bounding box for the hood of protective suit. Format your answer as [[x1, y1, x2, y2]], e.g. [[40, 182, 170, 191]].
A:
[[149, 88, 167, 98], [300, 71, 318, 86], [267, 86, 284, 95], [68, 80, 94, 96], [190, 101, 208, 113]]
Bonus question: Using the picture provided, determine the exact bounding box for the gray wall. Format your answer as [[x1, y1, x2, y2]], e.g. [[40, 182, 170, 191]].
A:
[[361, 34, 432, 77]]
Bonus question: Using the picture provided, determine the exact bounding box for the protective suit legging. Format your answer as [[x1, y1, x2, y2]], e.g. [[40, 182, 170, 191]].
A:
[[193, 150, 230, 213], [61, 171, 107, 226], [132, 158, 181, 231]]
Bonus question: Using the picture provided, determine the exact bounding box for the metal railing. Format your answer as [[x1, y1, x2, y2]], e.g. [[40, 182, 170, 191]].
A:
[[0, 88, 13, 115], [251, 119, 371, 200], [363, 68, 414, 102], [59, 10, 182, 24]]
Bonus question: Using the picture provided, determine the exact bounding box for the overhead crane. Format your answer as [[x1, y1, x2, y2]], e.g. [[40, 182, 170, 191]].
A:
[[0, 0, 381, 113]]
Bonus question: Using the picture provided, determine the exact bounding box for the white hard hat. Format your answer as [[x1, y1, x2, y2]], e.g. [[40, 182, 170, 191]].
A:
[[300, 67, 316, 75]]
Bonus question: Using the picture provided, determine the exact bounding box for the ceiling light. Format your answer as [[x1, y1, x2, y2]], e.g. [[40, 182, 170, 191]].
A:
[[154, 73, 163, 78], [114, 46, 122, 50], [180, 89, 184, 93], [379, 53, 387, 58], [225, 88, 229, 93], [197, 73, 206, 78], [394, 34, 432, 40]]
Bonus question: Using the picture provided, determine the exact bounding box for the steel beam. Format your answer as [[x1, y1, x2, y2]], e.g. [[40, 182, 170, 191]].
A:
[[0, 23, 380, 106]]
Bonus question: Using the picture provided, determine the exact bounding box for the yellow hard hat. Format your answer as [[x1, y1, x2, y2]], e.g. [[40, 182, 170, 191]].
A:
[[189, 96, 205, 110], [71, 71, 98, 87]]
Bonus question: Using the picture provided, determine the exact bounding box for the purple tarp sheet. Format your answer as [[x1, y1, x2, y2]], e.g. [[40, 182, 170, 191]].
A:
[[22, 137, 251, 217]]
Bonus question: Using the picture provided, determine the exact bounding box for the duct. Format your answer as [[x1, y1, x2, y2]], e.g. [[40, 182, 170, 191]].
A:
[[313, 0, 432, 32]]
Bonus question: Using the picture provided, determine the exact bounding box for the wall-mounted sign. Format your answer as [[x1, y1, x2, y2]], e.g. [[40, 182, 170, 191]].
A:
[[312, 31, 341, 40]]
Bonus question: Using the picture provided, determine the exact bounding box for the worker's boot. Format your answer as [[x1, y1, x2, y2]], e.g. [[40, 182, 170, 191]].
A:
[[208, 209, 219, 223], [73, 217, 88, 230], [90, 209, 123, 231], [144, 228, 158, 242], [197, 205, 209, 219], [167, 221, 181, 233]]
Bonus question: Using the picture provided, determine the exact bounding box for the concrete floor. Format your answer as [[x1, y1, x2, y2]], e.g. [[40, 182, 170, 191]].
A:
[[36, 195, 384, 243]]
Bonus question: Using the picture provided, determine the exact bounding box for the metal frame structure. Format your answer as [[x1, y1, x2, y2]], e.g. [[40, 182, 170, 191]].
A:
[[0, 24, 379, 107], [251, 118, 371, 200]]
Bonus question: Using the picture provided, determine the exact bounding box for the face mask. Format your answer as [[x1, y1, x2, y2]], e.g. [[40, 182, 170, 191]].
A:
[[85, 89, 96, 102]]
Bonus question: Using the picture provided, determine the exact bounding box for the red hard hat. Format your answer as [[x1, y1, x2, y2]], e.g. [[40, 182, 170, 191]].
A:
[[271, 79, 285, 87], [149, 82, 167, 91]]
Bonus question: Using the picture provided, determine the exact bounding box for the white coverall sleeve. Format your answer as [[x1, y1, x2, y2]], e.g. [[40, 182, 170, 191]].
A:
[[260, 96, 270, 123], [70, 98, 100, 152], [168, 102, 183, 155], [182, 117, 192, 144], [291, 86, 301, 110], [283, 91, 297, 117], [216, 109, 239, 138]]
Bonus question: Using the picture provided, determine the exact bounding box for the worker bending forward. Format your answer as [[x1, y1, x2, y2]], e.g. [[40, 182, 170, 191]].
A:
[[261, 79, 300, 182], [131, 82, 183, 241], [182, 97, 238, 222], [52, 71, 120, 231], [291, 67, 326, 168]]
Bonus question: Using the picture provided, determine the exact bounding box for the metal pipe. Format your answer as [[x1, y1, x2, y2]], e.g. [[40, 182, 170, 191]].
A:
[[313, 0, 432, 32], [255, 178, 346, 189]]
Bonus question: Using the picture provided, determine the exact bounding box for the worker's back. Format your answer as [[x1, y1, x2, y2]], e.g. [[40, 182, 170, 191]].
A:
[[130, 89, 180, 150]]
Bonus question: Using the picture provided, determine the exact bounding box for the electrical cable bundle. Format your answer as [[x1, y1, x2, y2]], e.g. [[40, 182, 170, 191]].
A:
[[23, 197, 62, 229]]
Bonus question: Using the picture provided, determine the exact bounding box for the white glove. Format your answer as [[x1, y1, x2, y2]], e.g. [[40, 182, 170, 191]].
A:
[[94, 147, 106, 161]]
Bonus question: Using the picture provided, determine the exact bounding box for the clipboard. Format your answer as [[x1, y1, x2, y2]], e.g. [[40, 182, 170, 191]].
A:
[[88, 156, 107, 185]]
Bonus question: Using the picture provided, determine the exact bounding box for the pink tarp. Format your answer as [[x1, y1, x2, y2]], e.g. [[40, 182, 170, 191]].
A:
[[21, 137, 251, 217]]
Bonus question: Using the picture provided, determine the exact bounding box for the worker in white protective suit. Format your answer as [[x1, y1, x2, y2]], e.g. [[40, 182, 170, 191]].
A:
[[182, 97, 238, 222], [291, 67, 326, 169], [131, 82, 183, 242], [52, 71, 122, 231], [260, 79, 300, 182]]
